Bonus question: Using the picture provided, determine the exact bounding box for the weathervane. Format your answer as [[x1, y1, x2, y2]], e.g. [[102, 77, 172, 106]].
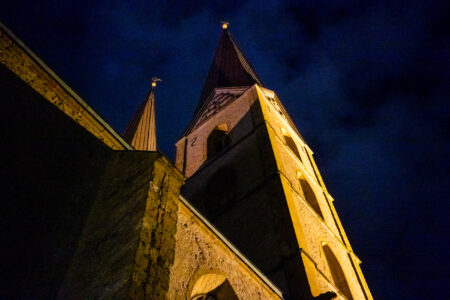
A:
[[151, 77, 162, 89], [221, 21, 229, 30]]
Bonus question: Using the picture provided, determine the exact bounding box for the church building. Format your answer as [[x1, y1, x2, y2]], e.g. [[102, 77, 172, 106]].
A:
[[0, 21, 372, 300]]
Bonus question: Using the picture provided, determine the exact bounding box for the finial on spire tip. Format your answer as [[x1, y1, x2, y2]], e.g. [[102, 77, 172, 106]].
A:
[[221, 21, 229, 30], [151, 77, 162, 89]]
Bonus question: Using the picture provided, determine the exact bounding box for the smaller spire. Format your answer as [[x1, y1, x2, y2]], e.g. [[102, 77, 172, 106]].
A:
[[221, 21, 229, 30], [123, 77, 160, 151]]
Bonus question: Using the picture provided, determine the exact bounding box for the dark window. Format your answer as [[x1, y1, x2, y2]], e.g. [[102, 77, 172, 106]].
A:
[[191, 274, 238, 300], [299, 178, 323, 219], [323, 245, 353, 300], [205, 167, 236, 217], [207, 128, 230, 158], [284, 135, 302, 162]]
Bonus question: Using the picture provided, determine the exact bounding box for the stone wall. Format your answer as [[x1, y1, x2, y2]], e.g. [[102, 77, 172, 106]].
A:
[[0, 24, 286, 300], [0, 24, 129, 149], [257, 85, 372, 299], [168, 199, 282, 300], [176, 86, 260, 177], [59, 152, 184, 299], [180, 86, 314, 299], [0, 62, 113, 299]]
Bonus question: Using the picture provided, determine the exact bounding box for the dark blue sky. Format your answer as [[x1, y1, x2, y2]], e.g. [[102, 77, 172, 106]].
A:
[[1, 1, 449, 299]]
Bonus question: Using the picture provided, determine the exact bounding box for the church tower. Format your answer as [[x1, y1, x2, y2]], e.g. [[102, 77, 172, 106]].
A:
[[176, 24, 372, 300]]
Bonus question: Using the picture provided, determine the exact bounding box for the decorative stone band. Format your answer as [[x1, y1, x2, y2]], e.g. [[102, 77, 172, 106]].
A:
[[0, 22, 131, 150], [184, 86, 250, 136]]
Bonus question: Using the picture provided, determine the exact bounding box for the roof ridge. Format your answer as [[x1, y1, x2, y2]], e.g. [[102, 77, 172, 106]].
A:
[[227, 30, 262, 86]]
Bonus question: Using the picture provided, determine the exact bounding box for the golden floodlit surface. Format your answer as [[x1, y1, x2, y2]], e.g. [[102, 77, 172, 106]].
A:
[[0, 20, 372, 299]]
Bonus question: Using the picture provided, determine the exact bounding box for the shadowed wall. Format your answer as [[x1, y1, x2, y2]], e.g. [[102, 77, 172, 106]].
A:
[[0, 63, 112, 298], [181, 88, 313, 299]]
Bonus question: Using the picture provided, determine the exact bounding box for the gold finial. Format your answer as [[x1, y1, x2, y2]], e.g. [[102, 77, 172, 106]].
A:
[[221, 21, 229, 30], [151, 77, 162, 88]]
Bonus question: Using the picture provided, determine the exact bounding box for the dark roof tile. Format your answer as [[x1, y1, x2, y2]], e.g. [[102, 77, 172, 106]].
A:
[[194, 29, 263, 115]]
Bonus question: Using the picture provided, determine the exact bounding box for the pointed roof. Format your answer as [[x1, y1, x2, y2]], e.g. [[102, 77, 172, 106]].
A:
[[123, 87, 157, 151], [193, 26, 263, 115]]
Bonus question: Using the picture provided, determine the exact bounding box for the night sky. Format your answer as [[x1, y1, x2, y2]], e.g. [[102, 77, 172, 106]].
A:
[[1, 1, 449, 299]]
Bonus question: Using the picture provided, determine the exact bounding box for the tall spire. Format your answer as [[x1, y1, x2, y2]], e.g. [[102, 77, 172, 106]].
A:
[[193, 23, 263, 115], [123, 78, 161, 151]]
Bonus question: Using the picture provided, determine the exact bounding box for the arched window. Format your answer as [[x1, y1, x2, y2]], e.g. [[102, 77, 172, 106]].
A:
[[282, 129, 302, 162], [323, 245, 353, 300], [191, 273, 238, 300], [299, 176, 324, 219], [207, 126, 230, 158]]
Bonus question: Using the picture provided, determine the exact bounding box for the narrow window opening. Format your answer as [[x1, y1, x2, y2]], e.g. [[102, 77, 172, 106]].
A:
[[207, 128, 230, 158], [299, 177, 323, 219], [284, 134, 302, 162], [323, 245, 353, 300]]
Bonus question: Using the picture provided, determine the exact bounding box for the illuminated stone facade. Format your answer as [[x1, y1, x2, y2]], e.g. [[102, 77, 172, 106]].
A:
[[0, 24, 130, 150], [177, 28, 373, 300], [177, 83, 372, 299], [168, 198, 281, 300], [1, 21, 371, 300], [256, 86, 372, 299], [0, 23, 282, 299]]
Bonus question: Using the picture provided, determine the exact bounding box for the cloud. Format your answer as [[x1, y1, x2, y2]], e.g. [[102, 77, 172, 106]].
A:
[[1, 1, 448, 298]]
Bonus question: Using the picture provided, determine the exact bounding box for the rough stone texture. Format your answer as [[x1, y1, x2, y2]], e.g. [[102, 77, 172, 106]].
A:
[[258, 85, 372, 299], [59, 152, 184, 299], [181, 86, 314, 299], [168, 200, 282, 300], [0, 24, 128, 149], [1, 22, 372, 300], [0, 29, 285, 299], [129, 155, 184, 300], [291, 186, 365, 299], [0, 62, 112, 299], [259, 88, 343, 239], [179, 84, 372, 299]]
